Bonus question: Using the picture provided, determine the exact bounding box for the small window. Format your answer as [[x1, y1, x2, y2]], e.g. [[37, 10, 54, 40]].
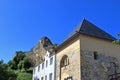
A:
[[41, 77, 44, 80], [94, 51, 98, 60], [42, 62, 44, 69], [33, 68, 36, 74], [46, 60, 48, 67], [49, 73, 52, 80], [38, 65, 40, 72], [50, 57, 53, 65], [64, 76, 72, 80], [67, 76, 72, 80], [45, 75, 47, 80]]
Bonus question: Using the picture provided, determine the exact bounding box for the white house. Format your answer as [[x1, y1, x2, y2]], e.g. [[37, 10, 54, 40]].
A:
[[32, 51, 56, 80]]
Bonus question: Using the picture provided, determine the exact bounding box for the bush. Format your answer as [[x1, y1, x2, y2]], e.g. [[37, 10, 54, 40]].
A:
[[17, 73, 32, 80]]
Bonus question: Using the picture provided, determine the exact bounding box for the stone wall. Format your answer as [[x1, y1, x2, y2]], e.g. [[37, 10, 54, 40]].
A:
[[56, 48, 80, 80], [81, 50, 120, 80], [56, 39, 81, 80]]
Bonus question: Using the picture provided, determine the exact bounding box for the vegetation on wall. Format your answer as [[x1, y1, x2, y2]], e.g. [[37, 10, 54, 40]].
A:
[[112, 32, 120, 45]]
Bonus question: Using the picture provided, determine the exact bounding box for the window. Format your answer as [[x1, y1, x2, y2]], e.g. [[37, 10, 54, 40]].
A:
[[94, 51, 98, 60], [67, 76, 72, 80], [38, 65, 40, 72], [50, 57, 53, 65], [60, 55, 69, 68], [46, 60, 48, 67], [49, 73, 52, 80], [45, 75, 47, 80], [41, 77, 44, 80], [34, 77, 37, 80], [33, 68, 36, 74], [42, 62, 44, 69], [64, 76, 72, 80]]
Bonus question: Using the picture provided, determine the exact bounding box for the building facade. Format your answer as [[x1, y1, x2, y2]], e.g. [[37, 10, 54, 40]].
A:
[[56, 19, 120, 80], [32, 51, 56, 80], [32, 19, 120, 80]]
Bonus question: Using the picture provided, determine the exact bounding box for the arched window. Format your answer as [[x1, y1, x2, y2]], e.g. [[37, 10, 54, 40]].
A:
[[60, 55, 69, 68]]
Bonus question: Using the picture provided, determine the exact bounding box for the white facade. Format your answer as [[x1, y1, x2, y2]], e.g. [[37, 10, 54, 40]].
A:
[[32, 51, 56, 80]]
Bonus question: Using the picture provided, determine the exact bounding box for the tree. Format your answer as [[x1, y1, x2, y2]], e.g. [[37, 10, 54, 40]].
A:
[[7, 69, 17, 80], [23, 57, 32, 70], [1, 51, 33, 80], [13, 51, 25, 66], [8, 51, 26, 70], [8, 60, 17, 70], [0, 60, 17, 80], [0, 60, 7, 80], [17, 60, 24, 70]]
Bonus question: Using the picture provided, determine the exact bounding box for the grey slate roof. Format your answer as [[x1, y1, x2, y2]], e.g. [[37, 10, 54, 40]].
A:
[[63, 19, 116, 42]]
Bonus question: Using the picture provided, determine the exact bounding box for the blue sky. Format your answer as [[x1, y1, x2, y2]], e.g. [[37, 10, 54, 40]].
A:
[[0, 0, 120, 63]]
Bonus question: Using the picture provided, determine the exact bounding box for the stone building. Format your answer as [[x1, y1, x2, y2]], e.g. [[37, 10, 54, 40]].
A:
[[56, 19, 120, 80]]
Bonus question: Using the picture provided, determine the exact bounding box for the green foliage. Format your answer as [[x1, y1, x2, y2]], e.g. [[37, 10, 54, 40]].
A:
[[22, 57, 32, 71], [26, 67, 33, 74], [18, 60, 24, 70], [0, 60, 17, 80], [0, 60, 7, 80], [0, 51, 33, 80], [13, 51, 25, 66], [7, 70, 17, 80], [48, 44, 58, 49], [8, 51, 33, 70], [112, 40, 120, 45], [0, 51, 32, 80], [8, 51, 25, 70], [17, 73, 32, 80], [8, 60, 17, 69], [112, 32, 120, 45]]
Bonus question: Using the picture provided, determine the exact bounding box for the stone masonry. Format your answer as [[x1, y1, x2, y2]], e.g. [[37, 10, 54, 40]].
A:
[[81, 50, 120, 80], [56, 39, 81, 80], [56, 48, 81, 80]]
